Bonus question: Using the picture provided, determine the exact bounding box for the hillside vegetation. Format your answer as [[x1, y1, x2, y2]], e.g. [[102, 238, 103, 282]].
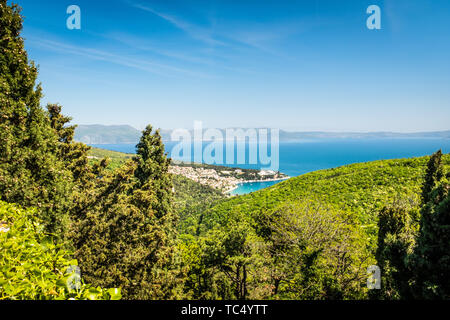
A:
[[88, 147, 227, 234], [0, 202, 120, 300], [84, 144, 450, 300], [88, 147, 133, 171], [177, 155, 450, 299], [203, 156, 450, 232]]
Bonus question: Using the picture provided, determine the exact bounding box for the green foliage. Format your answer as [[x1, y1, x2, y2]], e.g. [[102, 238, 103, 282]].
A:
[[173, 174, 226, 235], [183, 155, 450, 300], [88, 147, 133, 171], [180, 226, 268, 300], [411, 151, 450, 299], [0, 201, 120, 300], [0, 1, 73, 236], [181, 199, 370, 300], [421, 150, 444, 204], [375, 151, 450, 300], [202, 156, 450, 235], [88, 147, 227, 236], [133, 126, 173, 218], [1, 1, 184, 300], [71, 126, 183, 300], [374, 203, 418, 299], [47, 103, 92, 184], [89, 147, 134, 161], [260, 202, 369, 299]]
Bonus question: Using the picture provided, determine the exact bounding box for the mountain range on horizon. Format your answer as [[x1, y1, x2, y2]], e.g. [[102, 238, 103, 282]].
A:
[[74, 124, 450, 145]]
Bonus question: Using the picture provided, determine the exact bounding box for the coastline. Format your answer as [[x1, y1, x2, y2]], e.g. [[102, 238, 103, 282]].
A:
[[225, 177, 290, 195], [169, 163, 290, 194]]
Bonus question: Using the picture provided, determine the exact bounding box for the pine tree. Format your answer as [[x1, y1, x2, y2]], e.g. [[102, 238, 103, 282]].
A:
[[0, 1, 72, 235]]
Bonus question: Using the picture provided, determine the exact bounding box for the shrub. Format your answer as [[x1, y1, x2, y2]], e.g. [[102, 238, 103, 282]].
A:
[[0, 201, 120, 300]]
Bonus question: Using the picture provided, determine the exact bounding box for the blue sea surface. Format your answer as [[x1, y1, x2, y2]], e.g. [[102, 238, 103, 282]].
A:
[[91, 138, 450, 195], [229, 180, 285, 196]]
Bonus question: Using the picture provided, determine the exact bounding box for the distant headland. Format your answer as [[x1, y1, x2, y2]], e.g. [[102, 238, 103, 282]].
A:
[[74, 124, 450, 145]]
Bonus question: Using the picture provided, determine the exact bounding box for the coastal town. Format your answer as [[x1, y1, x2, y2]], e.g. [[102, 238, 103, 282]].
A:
[[169, 164, 289, 193], [86, 148, 289, 194]]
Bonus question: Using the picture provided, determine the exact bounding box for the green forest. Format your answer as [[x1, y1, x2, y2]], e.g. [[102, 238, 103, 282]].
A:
[[1, 1, 449, 300]]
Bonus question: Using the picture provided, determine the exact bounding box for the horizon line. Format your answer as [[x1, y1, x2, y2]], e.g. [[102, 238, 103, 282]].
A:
[[74, 124, 450, 135]]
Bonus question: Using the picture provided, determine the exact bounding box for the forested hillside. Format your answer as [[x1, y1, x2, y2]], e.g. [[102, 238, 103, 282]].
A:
[[176, 155, 450, 299], [88, 147, 227, 233], [203, 156, 450, 231]]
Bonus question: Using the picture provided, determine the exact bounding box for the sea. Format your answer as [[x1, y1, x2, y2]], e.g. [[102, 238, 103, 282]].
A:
[[91, 138, 450, 195]]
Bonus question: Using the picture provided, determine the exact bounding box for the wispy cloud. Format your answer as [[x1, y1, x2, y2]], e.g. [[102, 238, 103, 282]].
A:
[[133, 3, 225, 46], [28, 37, 214, 79], [130, 1, 316, 59], [104, 32, 218, 66]]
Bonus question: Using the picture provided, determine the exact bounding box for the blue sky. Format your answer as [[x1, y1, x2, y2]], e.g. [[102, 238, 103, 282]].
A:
[[15, 0, 450, 132]]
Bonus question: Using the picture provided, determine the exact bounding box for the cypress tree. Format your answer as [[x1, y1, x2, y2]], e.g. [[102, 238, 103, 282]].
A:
[[46, 103, 91, 183], [133, 125, 173, 219], [71, 126, 181, 299], [374, 151, 450, 299], [374, 204, 417, 299], [130, 125, 180, 299], [411, 150, 450, 299], [1, 1, 182, 299], [376, 151, 450, 299], [0, 1, 72, 235], [421, 150, 443, 204]]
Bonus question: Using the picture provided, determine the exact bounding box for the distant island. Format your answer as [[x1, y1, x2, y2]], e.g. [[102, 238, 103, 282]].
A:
[[74, 124, 142, 144], [75, 124, 450, 144]]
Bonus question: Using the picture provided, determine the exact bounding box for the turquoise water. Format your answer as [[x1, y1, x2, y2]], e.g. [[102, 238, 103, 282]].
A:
[[91, 138, 450, 195], [229, 180, 286, 196]]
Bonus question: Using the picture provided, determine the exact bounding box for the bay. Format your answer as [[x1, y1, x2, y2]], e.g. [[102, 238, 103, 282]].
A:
[[91, 138, 450, 195]]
